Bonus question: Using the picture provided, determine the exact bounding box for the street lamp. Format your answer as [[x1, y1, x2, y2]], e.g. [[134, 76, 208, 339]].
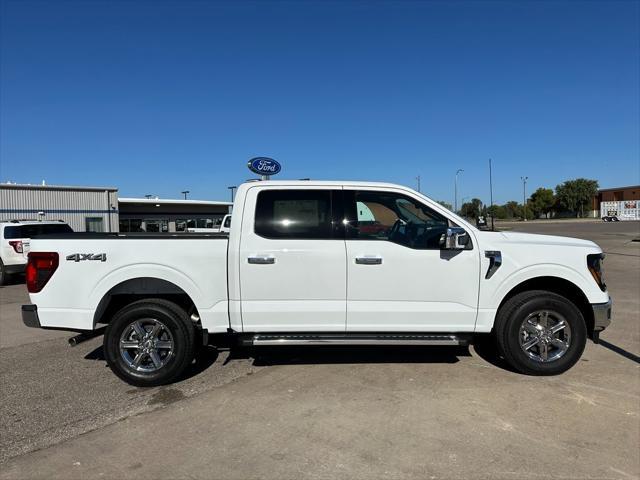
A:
[[228, 186, 237, 203], [454, 169, 464, 213], [181, 190, 190, 200], [521, 176, 528, 221], [489, 159, 495, 231]]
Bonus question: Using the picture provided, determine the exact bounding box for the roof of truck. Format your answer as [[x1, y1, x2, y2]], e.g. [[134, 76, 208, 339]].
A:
[[0, 220, 69, 225], [240, 180, 414, 189]]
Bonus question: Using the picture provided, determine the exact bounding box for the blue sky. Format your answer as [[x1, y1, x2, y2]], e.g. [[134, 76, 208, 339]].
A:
[[1, 0, 638, 205]]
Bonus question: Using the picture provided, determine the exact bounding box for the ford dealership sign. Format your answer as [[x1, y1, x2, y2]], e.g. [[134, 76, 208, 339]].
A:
[[248, 157, 281, 176]]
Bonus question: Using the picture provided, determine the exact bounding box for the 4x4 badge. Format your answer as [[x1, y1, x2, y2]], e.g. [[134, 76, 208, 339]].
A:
[[66, 253, 107, 262]]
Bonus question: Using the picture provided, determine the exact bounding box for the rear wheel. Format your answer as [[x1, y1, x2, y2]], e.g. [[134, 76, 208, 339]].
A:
[[104, 299, 196, 387], [495, 290, 586, 375]]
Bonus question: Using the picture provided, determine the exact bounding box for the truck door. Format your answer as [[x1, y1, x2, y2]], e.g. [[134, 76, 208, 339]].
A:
[[343, 188, 480, 332], [239, 187, 346, 332]]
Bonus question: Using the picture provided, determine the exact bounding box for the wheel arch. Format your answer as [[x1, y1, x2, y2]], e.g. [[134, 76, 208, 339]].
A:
[[496, 276, 595, 338], [93, 277, 200, 328]]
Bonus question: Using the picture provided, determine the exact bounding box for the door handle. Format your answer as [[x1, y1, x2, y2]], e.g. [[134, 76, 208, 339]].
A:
[[248, 256, 275, 265], [355, 256, 383, 265]]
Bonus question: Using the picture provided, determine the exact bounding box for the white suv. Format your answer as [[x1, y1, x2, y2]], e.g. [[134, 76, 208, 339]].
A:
[[0, 220, 73, 285]]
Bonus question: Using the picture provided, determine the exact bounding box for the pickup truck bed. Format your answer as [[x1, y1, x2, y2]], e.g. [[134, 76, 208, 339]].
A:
[[27, 233, 230, 333]]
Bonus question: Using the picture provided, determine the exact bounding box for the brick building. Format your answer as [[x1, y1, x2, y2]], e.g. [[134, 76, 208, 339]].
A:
[[592, 185, 640, 212]]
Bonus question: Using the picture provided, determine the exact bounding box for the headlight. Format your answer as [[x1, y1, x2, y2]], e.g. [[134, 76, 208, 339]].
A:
[[587, 253, 606, 292]]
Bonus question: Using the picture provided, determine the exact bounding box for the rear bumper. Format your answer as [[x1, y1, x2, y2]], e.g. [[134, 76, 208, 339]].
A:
[[592, 296, 612, 332], [22, 304, 41, 328], [4, 263, 26, 275]]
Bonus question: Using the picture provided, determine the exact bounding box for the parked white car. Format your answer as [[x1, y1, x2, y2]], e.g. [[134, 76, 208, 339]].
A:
[[22, 181, 611, 386], [0, 220, 73, 285], [219, 214, 231, 234]]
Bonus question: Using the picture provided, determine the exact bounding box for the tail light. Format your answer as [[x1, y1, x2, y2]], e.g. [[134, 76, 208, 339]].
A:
[[8, 240, 23, 253], [26, 252, 59, 293]]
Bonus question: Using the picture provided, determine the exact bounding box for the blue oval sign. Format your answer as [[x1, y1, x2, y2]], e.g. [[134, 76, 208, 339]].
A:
[[248, 157, 281, 176]]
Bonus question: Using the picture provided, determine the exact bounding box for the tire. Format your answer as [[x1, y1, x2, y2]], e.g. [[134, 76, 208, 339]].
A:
[[495, 290, 587, 375], [104, 299, 196, 387], [0, 260, 5, 286]]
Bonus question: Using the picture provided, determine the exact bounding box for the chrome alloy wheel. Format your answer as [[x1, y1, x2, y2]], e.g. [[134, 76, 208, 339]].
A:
[[119, 319, 174, 373], [518, 310, 572, 363]]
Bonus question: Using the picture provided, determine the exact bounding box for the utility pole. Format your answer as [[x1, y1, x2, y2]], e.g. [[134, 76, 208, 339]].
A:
[[489, 159, 495, 231], [454, 169, 464, 213], [228, 186, 237, 203], [181, 190, 190, 200], [521, 176, 528, 221], [415, 175, 421, 193]]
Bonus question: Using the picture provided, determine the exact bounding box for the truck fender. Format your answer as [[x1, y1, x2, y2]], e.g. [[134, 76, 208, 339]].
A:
[[89, 264, 205, 316], [487, 263, 598, 309]]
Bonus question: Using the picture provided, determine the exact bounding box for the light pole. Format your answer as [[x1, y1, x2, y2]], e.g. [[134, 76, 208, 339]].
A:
[[228, 186, 237, 203], [521, 176, 528, 221], [454, 169, 464, 213], [415, 175, 421, 193], [489, 158, 495, 230], [181, 190, 190, 200]]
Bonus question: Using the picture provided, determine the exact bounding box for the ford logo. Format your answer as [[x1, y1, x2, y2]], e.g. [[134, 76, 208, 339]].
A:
[[248, 157, 281, 176]]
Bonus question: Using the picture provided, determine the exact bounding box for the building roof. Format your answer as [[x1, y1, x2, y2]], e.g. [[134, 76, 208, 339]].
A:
[[0, 182, 118, 192], [119, 197, 232, 206], [598, 185, 640, 193]]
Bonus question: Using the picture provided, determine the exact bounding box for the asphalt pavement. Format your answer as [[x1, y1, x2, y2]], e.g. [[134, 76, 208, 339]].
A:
[[0, 220, 638, 479]]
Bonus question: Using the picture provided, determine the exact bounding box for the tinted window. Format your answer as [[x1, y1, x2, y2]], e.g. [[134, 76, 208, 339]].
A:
[[223, 216, 231, 228], [345, 191, 449, 249], [4, 223, 73, 238], [85, 217, 104, 232], [120, 219, 143, 232], [255, 190, 335, 239]]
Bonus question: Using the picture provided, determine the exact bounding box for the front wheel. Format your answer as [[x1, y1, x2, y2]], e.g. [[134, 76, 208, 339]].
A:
[[104, 299, 196, 387], [495, 290, 587, 375]]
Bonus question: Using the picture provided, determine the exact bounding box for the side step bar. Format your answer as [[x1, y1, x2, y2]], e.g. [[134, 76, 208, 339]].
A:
[[242, 333, 470, 347]]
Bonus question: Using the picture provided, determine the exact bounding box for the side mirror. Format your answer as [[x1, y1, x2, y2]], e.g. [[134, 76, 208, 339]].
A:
[[441, 227, 469, 250]]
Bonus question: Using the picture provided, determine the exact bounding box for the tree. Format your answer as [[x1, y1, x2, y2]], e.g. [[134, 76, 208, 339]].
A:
[[555, 178, 599, 217], [529, 187, 555, 219], [504, 201, 521, 219], [487, 204, 507, 219], [435, 200, 453, 211], [459, 198, 482, 219]]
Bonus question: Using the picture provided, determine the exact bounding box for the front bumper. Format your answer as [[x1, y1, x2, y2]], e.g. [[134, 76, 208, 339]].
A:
[[592, 296, 612, 335], [22, 304, 41, 328]]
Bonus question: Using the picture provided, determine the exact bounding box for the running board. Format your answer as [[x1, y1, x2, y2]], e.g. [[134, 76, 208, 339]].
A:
[[242, 333, 470, 347]]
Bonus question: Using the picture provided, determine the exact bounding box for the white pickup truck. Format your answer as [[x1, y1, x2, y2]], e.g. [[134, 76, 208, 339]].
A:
[[22, 181, 612, 386]]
